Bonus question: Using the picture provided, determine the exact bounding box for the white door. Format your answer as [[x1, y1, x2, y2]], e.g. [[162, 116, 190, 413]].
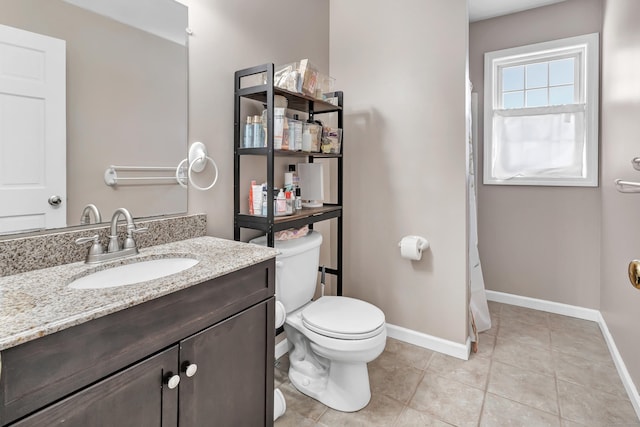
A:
[[0, 24, 66, 234]]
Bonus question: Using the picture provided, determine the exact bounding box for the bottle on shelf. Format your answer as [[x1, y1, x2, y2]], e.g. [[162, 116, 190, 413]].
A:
[[302, 127, 312, 152], [243, 116, 253, 148], [253, 114, 263, 148], [295, 188, 302, 212]]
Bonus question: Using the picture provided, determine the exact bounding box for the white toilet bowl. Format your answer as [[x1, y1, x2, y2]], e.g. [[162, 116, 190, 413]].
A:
[[250, 231, 387, 412], [284, 296, 386, 412]]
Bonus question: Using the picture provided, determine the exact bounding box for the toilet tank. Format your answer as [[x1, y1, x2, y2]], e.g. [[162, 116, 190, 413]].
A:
[[250, 231, 322, 313]]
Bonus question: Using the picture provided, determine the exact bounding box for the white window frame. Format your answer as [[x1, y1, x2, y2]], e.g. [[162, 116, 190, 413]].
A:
[[483, 33, 599, 187]]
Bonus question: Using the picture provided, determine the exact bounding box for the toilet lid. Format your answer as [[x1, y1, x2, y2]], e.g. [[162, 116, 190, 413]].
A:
[[301, 296, 386, 340]]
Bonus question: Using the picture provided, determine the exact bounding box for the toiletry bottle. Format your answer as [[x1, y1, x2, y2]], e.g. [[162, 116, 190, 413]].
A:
[[288, 120, 296, 151], [295, 188, 302, 211], [285, 191, 293, 214], [284, 172, 293, 191], [261, 185, 268, 216], [244, 116, 253, 148], [302, 126, 312, 152], [253, 114, 262, 148], [293, 115, 303, 151], [289, 164, 299, 189], [275, 188, 286, 216]]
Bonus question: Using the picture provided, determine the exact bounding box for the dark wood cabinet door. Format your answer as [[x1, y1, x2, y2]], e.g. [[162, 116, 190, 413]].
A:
[[178, 299, 275, 427], [11, 346, 179, 427]]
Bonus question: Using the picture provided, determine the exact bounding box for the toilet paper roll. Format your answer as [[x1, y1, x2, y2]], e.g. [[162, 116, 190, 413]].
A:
[[399, 236, 429, 261], [275, 301, 286, 329]]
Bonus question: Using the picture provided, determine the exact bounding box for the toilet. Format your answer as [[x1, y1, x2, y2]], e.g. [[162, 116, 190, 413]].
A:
[[251, 231, 386, 412]]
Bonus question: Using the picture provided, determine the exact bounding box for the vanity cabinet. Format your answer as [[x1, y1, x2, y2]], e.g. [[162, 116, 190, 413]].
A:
[[0, 259, 275, 426]]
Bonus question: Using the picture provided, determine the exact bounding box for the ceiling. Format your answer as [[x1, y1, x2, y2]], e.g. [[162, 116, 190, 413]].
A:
[[468, 0, 567, 22]]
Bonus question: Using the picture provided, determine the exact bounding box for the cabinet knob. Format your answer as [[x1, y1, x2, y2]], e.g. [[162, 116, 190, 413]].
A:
[[182, 362, 198, 378], [165, 373, 181, 389]]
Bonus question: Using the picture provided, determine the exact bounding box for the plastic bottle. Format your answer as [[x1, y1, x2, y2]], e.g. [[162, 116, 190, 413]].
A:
[[261, 185, 268, 216], [285, 191, 293, 214], [276, 188, 286, 215], [302, 127, 312, 152], [289, 164, 300, 189], [253, 115, 263, 148], [295, 188, 302, 211], [243, 116, 253, 148]]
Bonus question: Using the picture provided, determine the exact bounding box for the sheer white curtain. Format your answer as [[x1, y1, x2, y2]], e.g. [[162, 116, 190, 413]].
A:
[[491, 105, 587, 180], [469, 91, 491, 337]]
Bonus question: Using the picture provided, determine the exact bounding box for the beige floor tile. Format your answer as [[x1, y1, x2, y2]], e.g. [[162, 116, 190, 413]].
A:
[[409, 371, 485, 427], [500, 304, 550, 326], [427, 352, 491, 390], [488, 361, 558, 414], [493, 336, 554, 376], [369, 351, 425, 404], [474, 332, 496, 359], [552, 349, 627, 398], [384, 337, 435, 370], [560, 419, 588, 426], [393, 406, 453, 426], [557, 379, 640, 426], [547, 313, 600, 335], [318, 393, 404, 427], [488, 301, 503, 318], [480, 316, 499, 337], [275, 410, 318, 427], [498, 318, 552, 349], [278, 381, 327, 422], [550, 328, 611, 364], [480, 393, 561, 427]]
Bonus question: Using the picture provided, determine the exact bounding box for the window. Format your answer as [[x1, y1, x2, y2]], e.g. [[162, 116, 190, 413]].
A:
[[484, 33, 599, 186]]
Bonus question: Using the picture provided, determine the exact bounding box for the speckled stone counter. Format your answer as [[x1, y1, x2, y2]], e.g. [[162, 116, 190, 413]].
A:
[[0, 236, 277, 351], [0, 214, 207, 277]]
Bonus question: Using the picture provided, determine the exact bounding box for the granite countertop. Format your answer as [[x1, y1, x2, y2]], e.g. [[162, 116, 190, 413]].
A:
[[0, 236, 278, 351]]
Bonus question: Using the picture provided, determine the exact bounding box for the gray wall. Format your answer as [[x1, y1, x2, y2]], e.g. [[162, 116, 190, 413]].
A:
[[330, 0, 469, 344], [469, 0, 603, 308], [601, 0, 640, 390]]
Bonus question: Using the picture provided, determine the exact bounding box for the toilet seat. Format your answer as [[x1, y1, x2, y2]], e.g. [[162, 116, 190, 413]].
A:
[[301, 296, 385, 340]]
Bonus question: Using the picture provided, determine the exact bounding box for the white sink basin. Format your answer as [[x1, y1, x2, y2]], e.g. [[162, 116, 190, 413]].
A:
[[69, 257, 199, 290]]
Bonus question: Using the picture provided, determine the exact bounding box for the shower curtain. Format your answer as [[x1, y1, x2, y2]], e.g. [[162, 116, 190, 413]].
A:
[[468, 89, 491, 339]]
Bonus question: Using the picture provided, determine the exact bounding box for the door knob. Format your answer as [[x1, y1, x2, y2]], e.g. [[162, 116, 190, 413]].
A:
[[628, 260, 640, 289], [165, 373, 181, 389], [182, 361, 198, 377], [48, 195, 62, 206]]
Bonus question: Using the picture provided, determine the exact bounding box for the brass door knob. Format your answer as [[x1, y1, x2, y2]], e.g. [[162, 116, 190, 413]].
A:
[[628, 260, 640, 289]]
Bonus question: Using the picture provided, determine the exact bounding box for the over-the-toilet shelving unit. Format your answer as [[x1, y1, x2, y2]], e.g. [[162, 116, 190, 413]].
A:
[[233, 63, 343, 295]]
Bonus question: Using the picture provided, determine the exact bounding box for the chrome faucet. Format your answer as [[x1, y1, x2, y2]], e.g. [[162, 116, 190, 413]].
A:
[[108, 208, 147, 253], [75, 208, 147, 264], [79, 204, 102, 225]]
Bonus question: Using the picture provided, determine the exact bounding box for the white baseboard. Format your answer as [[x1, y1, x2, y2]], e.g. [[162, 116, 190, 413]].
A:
[[273, 324, 470, 361], [485, 290, 600, 321], [486, 290, 640, 420], [386, 323, 471, 360], [275, 338, 289, 360], [596, 312, 640, 418]]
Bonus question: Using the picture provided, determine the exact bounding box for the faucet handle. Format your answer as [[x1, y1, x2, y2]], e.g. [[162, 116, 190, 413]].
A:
[[75, 235, 100, 246], [132, 227, 148, 234], [75, 235, 104, 256]]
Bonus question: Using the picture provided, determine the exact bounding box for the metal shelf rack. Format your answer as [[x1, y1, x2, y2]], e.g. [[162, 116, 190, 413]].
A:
[[233, 63, 344, 295]]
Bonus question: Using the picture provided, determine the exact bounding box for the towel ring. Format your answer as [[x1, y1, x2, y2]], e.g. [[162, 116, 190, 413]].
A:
[[176, 142, 218, 191]]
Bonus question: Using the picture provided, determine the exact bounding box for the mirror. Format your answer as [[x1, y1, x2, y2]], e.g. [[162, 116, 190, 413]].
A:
[[0, 0, 188, 237]]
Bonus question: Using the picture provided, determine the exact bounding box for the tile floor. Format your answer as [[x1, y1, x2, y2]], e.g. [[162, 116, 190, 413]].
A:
[[274, 301, 640, 426]]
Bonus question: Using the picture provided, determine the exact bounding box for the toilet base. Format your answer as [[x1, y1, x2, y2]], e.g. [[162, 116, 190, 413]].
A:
[[285, 323, 383, 412], [289, 359, 372, 412]]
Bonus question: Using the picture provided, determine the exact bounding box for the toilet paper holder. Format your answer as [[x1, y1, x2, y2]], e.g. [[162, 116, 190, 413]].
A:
[[398, 235, 430, 260]]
